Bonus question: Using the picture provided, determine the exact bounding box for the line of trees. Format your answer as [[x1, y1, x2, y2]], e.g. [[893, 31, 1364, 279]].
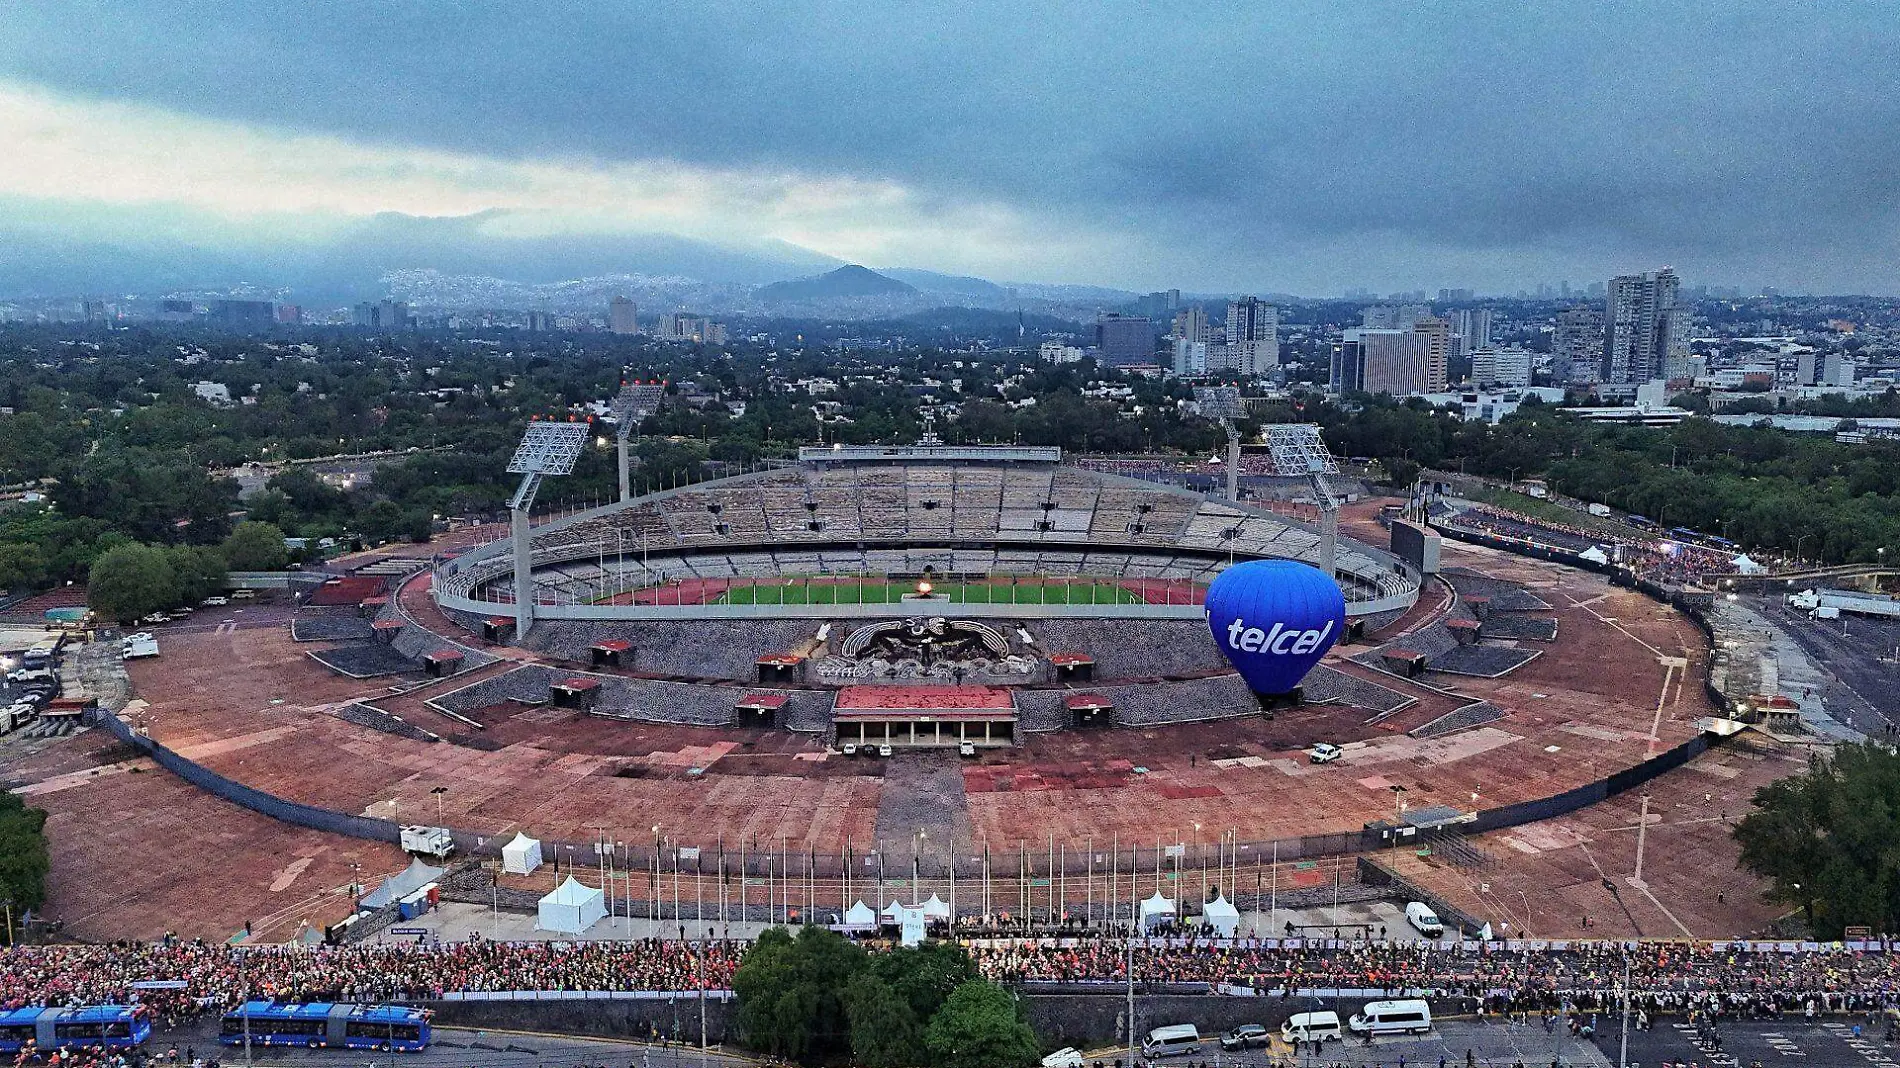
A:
[[0, 793, 49, 940], [1735, 743, 1900, 939], [731, 927, 1040, 1068]]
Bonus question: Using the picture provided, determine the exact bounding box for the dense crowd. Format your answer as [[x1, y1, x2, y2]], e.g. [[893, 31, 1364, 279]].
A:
[[0, 937, 739, 1019], [1449, 505, 1740, 588], [4, 937, 1900, 1020], [968, 939, 1900, 1015]]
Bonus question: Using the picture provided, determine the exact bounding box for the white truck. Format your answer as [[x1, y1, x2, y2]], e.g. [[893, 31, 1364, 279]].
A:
[[121, 635, 160, 660], [400, 825, 456, 858], [1587, 502, 1613, 517]]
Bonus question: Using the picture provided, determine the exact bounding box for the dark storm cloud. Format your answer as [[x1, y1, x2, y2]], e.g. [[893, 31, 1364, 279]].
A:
[[3, 0, 1898, 293]]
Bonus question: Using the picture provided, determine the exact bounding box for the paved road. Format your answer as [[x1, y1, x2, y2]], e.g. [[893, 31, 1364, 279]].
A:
[[1616, 1017, 1900, 1068], [1748, 594, 1900, 737]]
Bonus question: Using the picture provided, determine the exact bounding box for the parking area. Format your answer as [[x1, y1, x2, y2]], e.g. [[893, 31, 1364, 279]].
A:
[[1748, 592, 1900, 736]]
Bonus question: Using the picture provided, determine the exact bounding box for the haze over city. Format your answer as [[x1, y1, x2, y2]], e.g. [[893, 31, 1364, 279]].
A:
[[4, 1, 1900, 297]]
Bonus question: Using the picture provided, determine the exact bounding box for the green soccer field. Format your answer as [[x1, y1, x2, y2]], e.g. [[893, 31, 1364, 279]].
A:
[[713, 578, 1150, 606]]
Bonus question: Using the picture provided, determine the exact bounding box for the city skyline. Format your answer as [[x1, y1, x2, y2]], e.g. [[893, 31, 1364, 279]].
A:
[[3, 3, 1900, 297]]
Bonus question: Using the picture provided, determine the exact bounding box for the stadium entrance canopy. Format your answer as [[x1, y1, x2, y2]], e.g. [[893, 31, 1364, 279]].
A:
[[832, 686, 1015, 750]]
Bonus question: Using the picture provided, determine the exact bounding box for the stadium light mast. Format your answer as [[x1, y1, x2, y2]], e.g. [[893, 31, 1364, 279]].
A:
[[1261, 424, 1343, 579], [609, 380, 668, 503], [1191, 386, 1246, 503], [504, 418, 590, 638]]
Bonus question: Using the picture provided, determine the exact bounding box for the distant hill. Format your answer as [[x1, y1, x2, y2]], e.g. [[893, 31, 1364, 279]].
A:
[[878, 267, 1013, 300], [755, 265, 918, 303]]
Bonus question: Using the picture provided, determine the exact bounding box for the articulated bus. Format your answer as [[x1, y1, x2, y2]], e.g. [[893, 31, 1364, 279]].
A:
[[0, 1006, 152, 1052], [218, 1002, 432, 1052]]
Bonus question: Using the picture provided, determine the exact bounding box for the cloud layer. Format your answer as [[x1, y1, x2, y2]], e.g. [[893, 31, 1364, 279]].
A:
[[3, 1, 1898, 294]]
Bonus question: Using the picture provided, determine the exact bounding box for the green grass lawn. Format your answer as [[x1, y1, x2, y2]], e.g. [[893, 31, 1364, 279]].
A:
[[715, 578, 1149, 606]]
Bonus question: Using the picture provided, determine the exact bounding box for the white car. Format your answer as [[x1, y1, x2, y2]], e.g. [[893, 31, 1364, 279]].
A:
[[201, 596, 229, 607], [958, 740, 977, 757], [1308, 742, 1344, 764], [877, 744, 893, 757], [840, 743, 859, 756]]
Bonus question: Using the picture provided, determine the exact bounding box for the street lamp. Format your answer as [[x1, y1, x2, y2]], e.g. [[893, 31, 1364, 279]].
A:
[[1795, 533, 1812, 565], [430, 785, 447, 825]]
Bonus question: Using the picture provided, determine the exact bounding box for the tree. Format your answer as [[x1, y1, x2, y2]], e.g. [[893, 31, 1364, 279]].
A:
[[0, 541, 47, 592], [0, 792, 49, 927], [731, 926, 866, 1063], [845, 974, 924, 1068], [222, 521, 289, 571], [922, 981, 1040, 1068], [87, 544, 178, 622], [1734, 743, 1900, 938], [166, 545, 228, 604]]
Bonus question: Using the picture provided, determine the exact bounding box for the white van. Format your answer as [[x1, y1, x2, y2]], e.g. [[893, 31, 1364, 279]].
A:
[[1350, 1000, 1432, 1036], [1040, 1049, 1084, 1068], [1281, 1011, 1343, 1044], [1141, 1024, 1202, 1058], [1405, 901, 1445, 938]]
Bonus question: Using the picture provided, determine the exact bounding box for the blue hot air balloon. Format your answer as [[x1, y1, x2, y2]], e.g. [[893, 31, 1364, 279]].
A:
[[1204, 559, 1347, 695]]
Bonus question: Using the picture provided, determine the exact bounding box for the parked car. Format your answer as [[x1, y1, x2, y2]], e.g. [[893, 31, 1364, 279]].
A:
[[958, 740, 977, 757], [840, 743, 859, 756], [1308, 742, 1344, 764], [201, 596, 229, 607], [140, 613, 170, 625], [1405, 901, 1445, 937], [1220, 1024, 1270, 1050], [230, 589, 256, 600], [877, 744, 893, 757]]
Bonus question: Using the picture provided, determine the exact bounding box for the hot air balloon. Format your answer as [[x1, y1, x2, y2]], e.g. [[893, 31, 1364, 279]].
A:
[[1204, 559, 1346, 696]]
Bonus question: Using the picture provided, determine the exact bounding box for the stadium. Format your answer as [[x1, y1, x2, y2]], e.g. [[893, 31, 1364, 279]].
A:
[[80, 411, 1734, 943], [425, 441, 1422, 744]]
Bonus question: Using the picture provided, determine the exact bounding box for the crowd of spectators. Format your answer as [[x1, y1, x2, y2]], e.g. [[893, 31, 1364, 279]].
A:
[[5, 936, 1900, 1021], [1446, 506, 1741, 589], [0, 937, 740, 1018]]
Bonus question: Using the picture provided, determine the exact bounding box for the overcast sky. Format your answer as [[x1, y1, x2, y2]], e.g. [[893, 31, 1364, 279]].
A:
[[3, 1, 1897, 295]]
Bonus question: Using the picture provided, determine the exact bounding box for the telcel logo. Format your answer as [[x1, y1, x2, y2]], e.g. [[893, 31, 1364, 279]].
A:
[[1225, 617, 1334, 655]]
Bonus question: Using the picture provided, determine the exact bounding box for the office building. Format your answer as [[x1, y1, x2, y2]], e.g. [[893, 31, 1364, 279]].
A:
[[1039, 341, 1085, 363], [1438, 287, 1473, 302], [1362, 303, 1431, 330], [1330, 336, 1365, 393], [1171, 305, 1210, 344], [1356, 329, 1436, 395], [1171, 339, 1209, 376], [609, 296, 639, 335], [1452, 308, 1492, 354], [1223, 297, 1278, 374], [352, 300, 411, 330], [211, 299, 276, 325], [1095, 313, 1157, 366], [1821, 352, 1856, 389], [1603, 268, 1682, 384], [1553, 305, 1604, 384], [1413, 316, 1451, 392], [1795, 350, 1819, 387], [1469, 348, 1534, 388]]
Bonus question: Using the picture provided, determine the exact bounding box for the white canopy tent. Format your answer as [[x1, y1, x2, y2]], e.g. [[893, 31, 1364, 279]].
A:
[[921, 894, 952, 921], [359, 858, 443, 909], [1139, 892, 1177, 932], [837, 900, 878, 931], [881, 901, 928, 946], [1201, 894, 1240, 938], [536, 876, 607, 935], [1732, 553, 1766, 575], [1578, 546, 1611, 566], [501, 832, 544, 875]]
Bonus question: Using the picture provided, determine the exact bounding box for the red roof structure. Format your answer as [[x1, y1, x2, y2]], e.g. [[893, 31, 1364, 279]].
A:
[[1064, 694, 1113, 710], [554, 677, 601, 694], [756, 653, 804, 667], [1047, 652, 1095, 667], [736, 694, 788, 711], [835, 685, 1013, 711], [307, 575, 386, 607], [370, 620, 403, 632], [591, 639, 633, 653], [421, 649, 464, 664]]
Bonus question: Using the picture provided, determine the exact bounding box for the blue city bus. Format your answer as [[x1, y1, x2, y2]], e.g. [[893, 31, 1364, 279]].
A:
[[0, 1005, 152, 1052], [218, 1002, 431, 1052]]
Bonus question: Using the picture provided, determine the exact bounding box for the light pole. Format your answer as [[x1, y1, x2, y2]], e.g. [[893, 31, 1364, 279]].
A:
[[1517, 889, 1531, 937], [430, 785, 447, 825], [1795, 533, 1812, 566]]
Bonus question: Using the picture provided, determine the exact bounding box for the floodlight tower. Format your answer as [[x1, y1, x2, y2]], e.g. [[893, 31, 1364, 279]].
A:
[[504, 418, 591, 638], [609, 380, 668, 502], [1192, 386, 1246, 503], [1262, 424, 1343, 578]]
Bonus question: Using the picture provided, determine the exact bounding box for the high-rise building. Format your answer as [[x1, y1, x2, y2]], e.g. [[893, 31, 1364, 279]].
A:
[[1361, 303, 1431, 330], [1413, 317, 1451, 392], [1470, 349, 1534, 388], [1330, 337, 1365, 393], [609, 296, 639, 335], [352, 300, 410, 330], [1223, 297, 1278, 374], [1821, 352, 1856, 389], [1453, 308, 1492, 353], [1553, 305, 1604, 384], [1355, 329, 1435, 395], [1438, 288, 1473, 302], [1602, 268, 1681, 384], [1171, 306, 1210, 343], [1095, 313, 1156, 365], [1171, 339, 1209, 376]]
